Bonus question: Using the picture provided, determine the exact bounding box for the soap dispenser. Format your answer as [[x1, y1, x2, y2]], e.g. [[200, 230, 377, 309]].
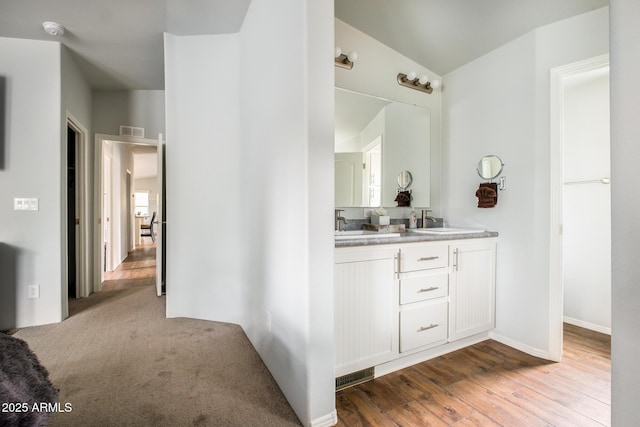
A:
[[409, 210, 418, 229]]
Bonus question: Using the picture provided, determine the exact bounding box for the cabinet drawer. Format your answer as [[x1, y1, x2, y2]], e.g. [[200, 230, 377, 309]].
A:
[[400, 300, 448, 353], [399, 244, 448, 272], [400, 273, 448, 304]]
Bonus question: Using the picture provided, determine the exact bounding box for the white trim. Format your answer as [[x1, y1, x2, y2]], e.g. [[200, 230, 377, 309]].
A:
[[548, 54, 609, 362], [490, 331, 555, 361], [310, 411, 337, 427], [563, 316, 611, 335]]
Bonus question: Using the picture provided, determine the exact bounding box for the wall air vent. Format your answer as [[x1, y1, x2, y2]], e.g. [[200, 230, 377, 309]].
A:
[[119, 125, 145, 138], [335, 367, 374, 391]]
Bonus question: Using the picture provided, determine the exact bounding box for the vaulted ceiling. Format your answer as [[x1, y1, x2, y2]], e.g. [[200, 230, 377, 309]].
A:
[[335, 0, 609, 76], [0, 0, 608, 90]]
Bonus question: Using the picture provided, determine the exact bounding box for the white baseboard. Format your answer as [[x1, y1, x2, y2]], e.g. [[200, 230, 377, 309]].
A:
[[489, 331, 556, 361], [563, 316, 611, 335], [310, 410, 337, 427]]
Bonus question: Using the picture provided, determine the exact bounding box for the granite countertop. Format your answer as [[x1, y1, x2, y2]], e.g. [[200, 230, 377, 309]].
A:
[[334, 229, 498, 247]]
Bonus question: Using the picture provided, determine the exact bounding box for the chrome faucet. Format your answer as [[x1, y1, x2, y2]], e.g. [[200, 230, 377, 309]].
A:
[[335, 209, 348, 231], [421, 209, 436, 228]]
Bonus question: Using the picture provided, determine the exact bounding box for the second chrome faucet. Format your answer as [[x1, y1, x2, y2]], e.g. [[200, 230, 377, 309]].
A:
[[421, 209, 436, 228], [335, 209, 348, 231]]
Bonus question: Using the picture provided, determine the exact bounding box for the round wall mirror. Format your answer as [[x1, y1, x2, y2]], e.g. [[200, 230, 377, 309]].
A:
[[477, 155, 504, 180], [397, 170, 413, 190]]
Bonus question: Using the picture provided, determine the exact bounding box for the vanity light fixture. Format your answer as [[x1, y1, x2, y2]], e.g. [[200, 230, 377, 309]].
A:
[[42, 21, 65, 36], [335, 46, 358, 70], [397, 71, 440, 94]]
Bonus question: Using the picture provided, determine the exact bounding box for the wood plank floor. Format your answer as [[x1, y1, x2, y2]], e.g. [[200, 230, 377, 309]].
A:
[[68, 242, 157, 317], [101, 242, 156, 291], [336, 324, 610, 426]]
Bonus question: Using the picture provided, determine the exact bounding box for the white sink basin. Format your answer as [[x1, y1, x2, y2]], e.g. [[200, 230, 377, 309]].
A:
[[335, 230, 401, 240], [409, 227, 484, 235]]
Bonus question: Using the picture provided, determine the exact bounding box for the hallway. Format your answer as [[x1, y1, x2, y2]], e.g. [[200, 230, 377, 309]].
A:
[[68, 242, 157, 318], [102, 242, 156, 291]]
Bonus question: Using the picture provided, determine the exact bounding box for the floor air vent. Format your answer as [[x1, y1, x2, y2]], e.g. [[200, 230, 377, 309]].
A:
[[335, 367, 375, 391]]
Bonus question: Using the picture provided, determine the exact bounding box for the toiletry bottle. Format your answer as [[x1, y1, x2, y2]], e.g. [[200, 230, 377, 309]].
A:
[[409, 210, 418, 229]]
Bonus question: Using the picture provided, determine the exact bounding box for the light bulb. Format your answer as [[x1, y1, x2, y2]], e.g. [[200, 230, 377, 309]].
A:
[[406, 71, 417, 81], [431, 79, 441, 89], [335, 46, 342, 58], [418, 75, 429, 85], [347, 51, 358, 63]]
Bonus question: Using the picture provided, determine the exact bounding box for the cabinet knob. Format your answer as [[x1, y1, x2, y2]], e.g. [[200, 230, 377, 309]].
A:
[[417, 287, 438, 293]]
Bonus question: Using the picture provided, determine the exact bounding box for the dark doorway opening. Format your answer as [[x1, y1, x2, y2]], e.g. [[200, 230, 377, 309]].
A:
[[67, 126, 77, 299]]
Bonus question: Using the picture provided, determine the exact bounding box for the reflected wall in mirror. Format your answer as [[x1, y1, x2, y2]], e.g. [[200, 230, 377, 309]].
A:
[[335, 88, 431, 207], [477, 155, 504, 180]]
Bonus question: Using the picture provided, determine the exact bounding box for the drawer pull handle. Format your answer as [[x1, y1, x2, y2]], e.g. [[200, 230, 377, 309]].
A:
[[418, 287, 438, 293], [417, 324, 439, 332], [418, 256, 439, 261]]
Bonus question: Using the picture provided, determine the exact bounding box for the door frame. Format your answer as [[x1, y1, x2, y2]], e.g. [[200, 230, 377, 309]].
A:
[[93, 133, 160, 293], [548, 54, 609, 361], [102, 145, 113, 276], [125, 170, 133, 252], [62, 112, 90, 319]]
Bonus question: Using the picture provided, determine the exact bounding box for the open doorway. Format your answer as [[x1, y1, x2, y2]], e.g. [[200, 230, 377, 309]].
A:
[[67, 125, 78, 299], [64, 113, 90, 319], [102, 147, 158, 291], [561, 66, 611, 335], [549, 54, 610, 361], [94, 133, 165, 298]]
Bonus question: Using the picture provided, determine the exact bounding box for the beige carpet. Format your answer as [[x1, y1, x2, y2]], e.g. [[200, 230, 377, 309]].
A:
[[13, 286, 301, 426]]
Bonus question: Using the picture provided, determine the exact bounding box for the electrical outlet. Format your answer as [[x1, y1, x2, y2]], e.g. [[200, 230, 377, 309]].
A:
[[28, 285, 40, 299], [266, 311, 272, 332]]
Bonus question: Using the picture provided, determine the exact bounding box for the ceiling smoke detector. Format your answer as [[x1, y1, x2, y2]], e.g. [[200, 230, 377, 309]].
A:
[[42, 21, 65, 36]]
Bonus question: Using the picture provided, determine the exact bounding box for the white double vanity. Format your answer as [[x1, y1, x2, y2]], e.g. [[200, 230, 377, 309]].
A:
[[334, 231, 497, 389]]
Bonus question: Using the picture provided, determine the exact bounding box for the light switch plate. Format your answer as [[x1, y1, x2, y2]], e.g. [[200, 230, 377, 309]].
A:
[[14, 198, 39, 211]]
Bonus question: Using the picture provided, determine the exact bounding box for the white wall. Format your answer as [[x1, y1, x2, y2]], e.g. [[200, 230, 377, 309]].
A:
[[335, 19, 443, 216], [610, 0, 640, 423], [164, 31, 244, 322], [61, 46, 93, 130], [0, 38, 63, 329], [442, 8, 609, 355], [238, 1, 335, 424], [383, 102, 430, 207], [164, 0, 335, 424], [61, 44, 93, 313], [93, 90, 165, 137]]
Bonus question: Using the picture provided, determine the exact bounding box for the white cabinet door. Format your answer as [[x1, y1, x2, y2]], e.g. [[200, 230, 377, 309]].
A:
[[448, 239, 496, 342], [335, 247, 398, 377]]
